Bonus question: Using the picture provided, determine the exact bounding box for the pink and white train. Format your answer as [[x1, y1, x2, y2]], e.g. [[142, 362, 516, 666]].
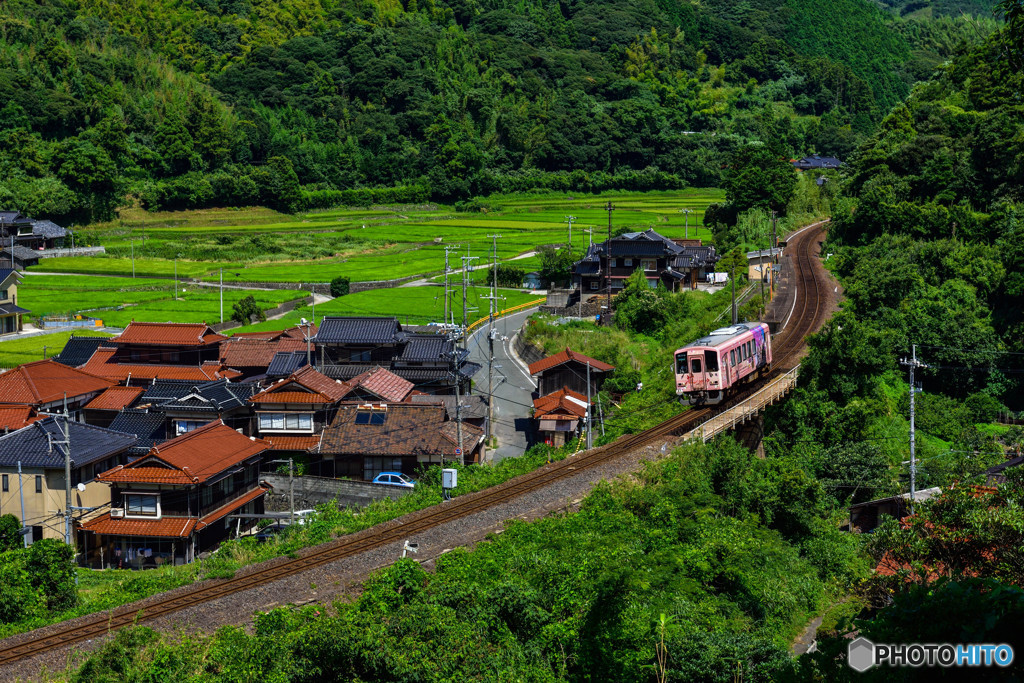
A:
[[674, 322, 772, 405]]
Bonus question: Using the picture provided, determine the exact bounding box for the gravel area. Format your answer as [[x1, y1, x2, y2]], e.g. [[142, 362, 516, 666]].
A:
[[0, 437, 675, 683]]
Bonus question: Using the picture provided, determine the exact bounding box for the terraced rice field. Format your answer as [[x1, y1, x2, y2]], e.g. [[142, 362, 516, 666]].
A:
[[37, 190, 724, 284], [18, 275, 303, 328]]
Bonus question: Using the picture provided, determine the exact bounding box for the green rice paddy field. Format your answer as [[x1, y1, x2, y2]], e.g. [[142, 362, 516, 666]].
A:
[[36, 190, 724, 283], [0, 330, 113, 368]]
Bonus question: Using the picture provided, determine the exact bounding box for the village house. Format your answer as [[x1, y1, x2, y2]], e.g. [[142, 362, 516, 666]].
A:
[[528, 348, 614, 397], [315, 316, 478, 394], [316, 402, 484, 479], [82, 322, 241, 384], [80, 421, 271, 568], [153, 379, 258, 437], [533, 387, 589, 447], [0, 211, 68, 251], [0, 418, 137, 544], [0, 268, 29, 335], [0, 359, 114, 420], [791, 154, 842, 170], [248, 365, 353, 458], [746, 247, 783, 285], [82, 386, 147, 428], [572, 229, 719, 294], [219, 335, 309, 380]]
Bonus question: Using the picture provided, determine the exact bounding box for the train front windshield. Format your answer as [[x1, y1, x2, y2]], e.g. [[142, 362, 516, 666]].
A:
[[675, 353, 688, 375]]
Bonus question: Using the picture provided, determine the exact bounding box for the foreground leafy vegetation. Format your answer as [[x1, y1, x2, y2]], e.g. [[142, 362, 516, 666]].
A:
[[61, 437, 867, 682]]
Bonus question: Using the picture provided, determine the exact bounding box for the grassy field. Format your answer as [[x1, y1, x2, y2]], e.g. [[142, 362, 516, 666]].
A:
[[19, 275, 304, 328], [39, 190, 724, 283], [0, 330, 113, 367]]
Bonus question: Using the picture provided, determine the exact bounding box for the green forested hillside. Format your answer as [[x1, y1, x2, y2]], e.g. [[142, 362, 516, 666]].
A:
[[0, 0, 997, 224]]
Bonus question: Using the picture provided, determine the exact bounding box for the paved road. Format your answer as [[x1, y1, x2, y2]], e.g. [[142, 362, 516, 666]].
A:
[[465, 307, 538, 462]]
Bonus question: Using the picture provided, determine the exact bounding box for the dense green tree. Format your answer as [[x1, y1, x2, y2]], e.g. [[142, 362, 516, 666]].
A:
[[25, 539, 78, 612], [722, 145, 799, 216], [0, 514, 21, 552]]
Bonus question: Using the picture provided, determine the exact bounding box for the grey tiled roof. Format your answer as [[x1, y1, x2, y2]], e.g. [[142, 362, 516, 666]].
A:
[[0, 417, 137, 468], [0, 268, 16, 283], [399, 335, 452, 362], [31, 219, 66, 239], [267, 351, 308, 377], [53, 337, 108, 368], [409, 393, 488, 420], [139, 380, 198, 404], [0, 303, 29, 315], [670, 246, 718, 269], [156, 380, 257, 412], [316, 316, 400, 345], [108, 409, 167, 452], [2, 246, 40, 260]]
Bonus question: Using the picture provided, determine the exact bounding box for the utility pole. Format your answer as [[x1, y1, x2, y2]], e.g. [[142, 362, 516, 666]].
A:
[[289, 457, 295, 525], [564, 215, 576, 250], [900, 345, 928, 513], [219, 268, 223, 323], [57, 399, 73, 548], [484, 235, 502, 446], [17, 460, 27, 548], [450, 337, 465, 465], [174, 254, 180, 300], [586, 361, 592, 450], [443, 246, 457, 327], [680, 208, 692, 240], [585, 226, 594, 248], [460, 256, 479, 333], [605, 202, 613, 326], [771, 210, 778, 249], [131, 238, 136, 279], [731, 258, 738, 324]]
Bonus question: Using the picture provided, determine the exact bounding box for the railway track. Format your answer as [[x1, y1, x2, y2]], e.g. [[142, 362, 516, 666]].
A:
[[0, 222, 829, 670]]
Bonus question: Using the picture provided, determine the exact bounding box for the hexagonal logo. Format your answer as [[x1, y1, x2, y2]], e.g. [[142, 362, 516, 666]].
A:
[[848, 637, 876, 672]]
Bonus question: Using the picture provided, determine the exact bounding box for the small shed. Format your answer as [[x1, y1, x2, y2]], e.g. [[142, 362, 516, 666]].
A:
[[528, 347, 614, 397]]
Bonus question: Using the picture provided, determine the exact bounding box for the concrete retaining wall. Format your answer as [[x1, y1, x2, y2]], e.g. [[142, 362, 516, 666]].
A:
[[261, 473, 412, 511], [513, 334, 546, 367]]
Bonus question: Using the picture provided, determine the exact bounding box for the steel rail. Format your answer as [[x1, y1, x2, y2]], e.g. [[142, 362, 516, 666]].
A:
[[0, 224, 829, 669]]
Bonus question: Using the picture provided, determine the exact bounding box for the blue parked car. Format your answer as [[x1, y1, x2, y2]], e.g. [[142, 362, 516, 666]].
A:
[[372, 471, 416, 488]]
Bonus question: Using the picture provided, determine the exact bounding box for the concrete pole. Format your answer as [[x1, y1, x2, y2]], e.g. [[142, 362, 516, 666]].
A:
[[586, 362, 592, 450], [17, 460, 27, 548], [219, 268, 223, 323], [289, 457, 295, 525], [909, 344, 917, 513]]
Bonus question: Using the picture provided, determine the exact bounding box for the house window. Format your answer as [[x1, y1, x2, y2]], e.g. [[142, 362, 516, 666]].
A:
[[175, 420, 208, 435], [35, 475, 42, 493], [351, 350, 371, 362], [641, 259, 656, 271], [624, 259, 633, 267], [355, 411, 387, 425], [0, 289, 7, 301], [259, 413, 313, 431], [609, 259, 617, 267], [125, 493, 159, 518], [364, 457, 404, 481], [161, 350, 180, 363], [1, 474, 7, 492], [589, 281, 598, 290]]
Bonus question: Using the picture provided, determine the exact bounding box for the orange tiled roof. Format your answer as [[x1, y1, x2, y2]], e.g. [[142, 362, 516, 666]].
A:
[[0, 405, 42, 431], [266, 435, 322, 451], [115, 321, 227, 347], [220, 337, 305, 368], [97, 421, 270, 484], [528, 348, 615, 376], [533, 386, 589, 419], [357, 366, 414, 403], [250, 365, 348, 404], [83, 386, 145, 411], [82, 347, 242, 382], [82, 486, 268, 538], [0, 359, 113, 405]]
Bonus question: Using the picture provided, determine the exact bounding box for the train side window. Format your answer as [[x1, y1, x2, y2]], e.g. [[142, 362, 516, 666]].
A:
[[690, 358, 702, 374], [730, 350, 736, 366], [704, 350, 719, 371]]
